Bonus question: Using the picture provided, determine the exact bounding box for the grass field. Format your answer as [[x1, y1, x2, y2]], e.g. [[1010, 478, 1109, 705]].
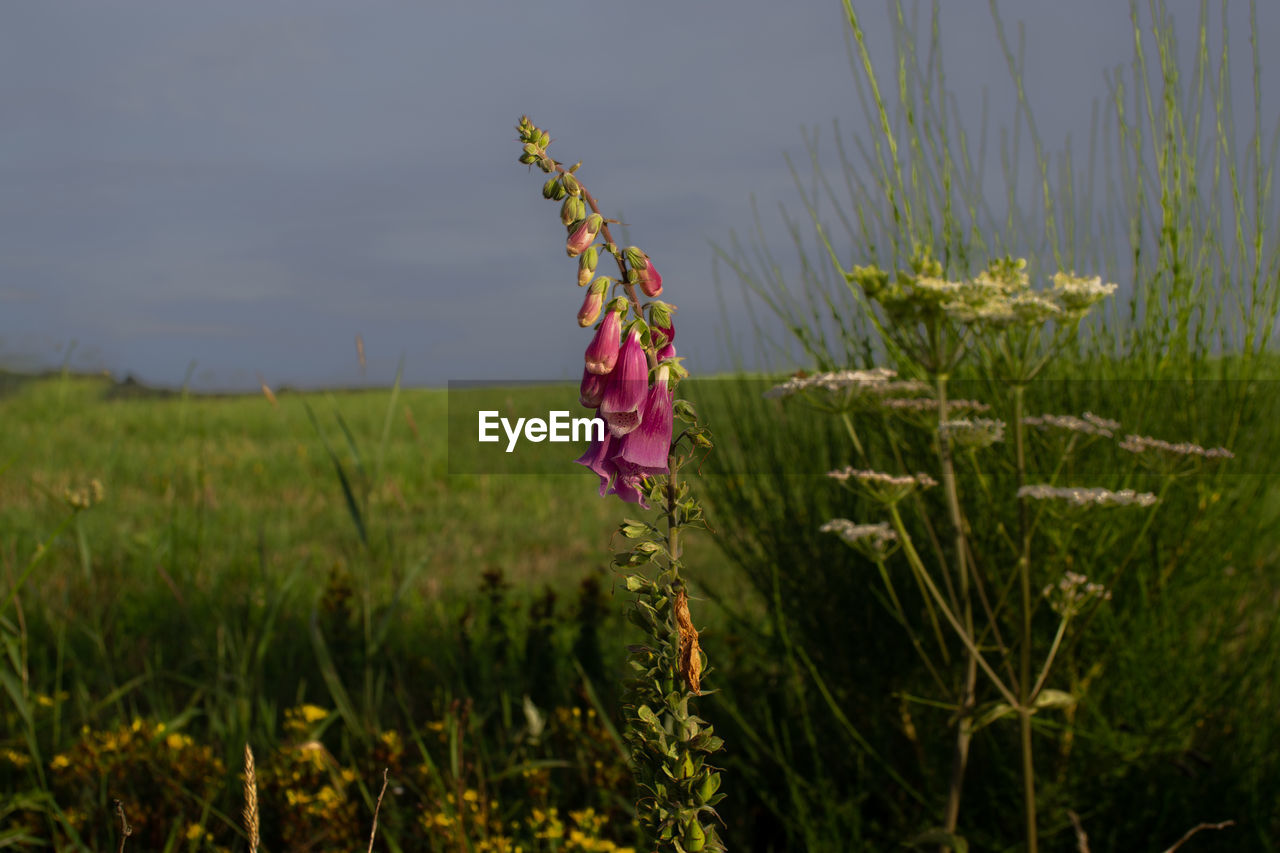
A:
[[0, 371, 739, 851]]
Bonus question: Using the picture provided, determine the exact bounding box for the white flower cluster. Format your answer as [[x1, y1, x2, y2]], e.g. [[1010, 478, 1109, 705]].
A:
[[1118, 434, 1234, 460], [1017, 484, 1159, 507], [879, 397, 991, 414], [939, 417, 1006, 448], [764, 367, 899, 400], [820, 519, 899, 559], [1023, 412, 1121, 438], [1042, 570, 1112, 616], [1051, 273, 1118, 312], [829, 467, 938, 504], [935, 267, 1115, 327], [828, 468, 939, 488]]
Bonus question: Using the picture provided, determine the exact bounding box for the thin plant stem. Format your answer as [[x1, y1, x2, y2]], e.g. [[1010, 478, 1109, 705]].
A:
[[935, 375, 979, 836], [1012, 383, 1038, 853], [889, 505, 1017, 708]]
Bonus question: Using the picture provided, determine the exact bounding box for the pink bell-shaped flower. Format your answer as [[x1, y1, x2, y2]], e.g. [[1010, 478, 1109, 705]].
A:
[[584, 309, 622, 375], [577, 278, 607, 327], [566, 214, 603, 258], [607, 471, 649, 508], [599, 329, 648, 437], [613, 366, 673, 476], [574, 422, 614, 497]]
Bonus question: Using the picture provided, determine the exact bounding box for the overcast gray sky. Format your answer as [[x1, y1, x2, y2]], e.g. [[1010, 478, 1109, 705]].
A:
[[1, 1, 1275, 390]]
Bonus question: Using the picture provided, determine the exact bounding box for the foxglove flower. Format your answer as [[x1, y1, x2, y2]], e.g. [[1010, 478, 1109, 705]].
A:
[[577, 278, 607, 327], [579, 367, 607, 409], [566, 214, 603, 257], [584, 309, 622, 375], [657, 341, 676, 362], [608, 471, 649, 507], [600, 329, 648, 437], [614, 366, 673, 475], [653, 319, 674, 348], [626, 247, 663, 297], [574, 424, 614, 497]]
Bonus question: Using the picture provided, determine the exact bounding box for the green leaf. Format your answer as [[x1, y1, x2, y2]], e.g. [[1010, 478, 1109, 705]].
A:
[[619, 518, 655, 539], [971, 701, 1016, 733], [1033, 689, 1076, 711]]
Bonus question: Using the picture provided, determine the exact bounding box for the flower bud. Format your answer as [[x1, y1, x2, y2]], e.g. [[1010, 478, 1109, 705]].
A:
[[682, 820, 706, 853], [578, 247, 599, 286], [561, 173, 581, 196], [649, 302, 675, 349], [566, 214, 602, 258], [541, 177, 560, 199], [584, 308, 623, 375], [624, 247, 663, 297], [578, 278, 608, 327], [637, 256, 662, 297], [521, 142, 540, 158], [560, 197, 585, 226]]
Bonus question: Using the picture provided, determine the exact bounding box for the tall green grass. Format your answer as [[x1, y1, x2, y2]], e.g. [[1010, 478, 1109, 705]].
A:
[[0, 373, 736, 850], [702, 0, 1280, 849]]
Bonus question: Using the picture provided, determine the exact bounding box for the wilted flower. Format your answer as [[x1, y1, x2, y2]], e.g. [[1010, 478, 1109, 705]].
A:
[[566, 214, 603, 257], [820, 518, 899, 560], [584, 308, 622, 375], [599, 329, 648, 437], [1017, 484, 1158, 507]]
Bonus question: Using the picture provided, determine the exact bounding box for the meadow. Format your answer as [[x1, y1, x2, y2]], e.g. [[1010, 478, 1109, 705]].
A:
[[0, 370, 746, 850], [2, 362, 1277, 850], [6, 0, 1280, 849]]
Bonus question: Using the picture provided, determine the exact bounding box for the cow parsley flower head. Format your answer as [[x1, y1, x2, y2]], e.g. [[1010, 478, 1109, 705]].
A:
[[829, 467, 938, 504], [820, 519, 899, 561], [940, 417, 1006, 448], [1118, 434, 1233, 461], [1023, 412, 1121, 438], [1052, 273, 1117, 314], [1043, 570, 1112, 617], [1017, 484, 1158, 508]]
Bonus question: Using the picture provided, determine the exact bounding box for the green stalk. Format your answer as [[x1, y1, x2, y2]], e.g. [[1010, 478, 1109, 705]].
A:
[[935, 376, 978, 837], [1012, 384, 1038, 853]]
